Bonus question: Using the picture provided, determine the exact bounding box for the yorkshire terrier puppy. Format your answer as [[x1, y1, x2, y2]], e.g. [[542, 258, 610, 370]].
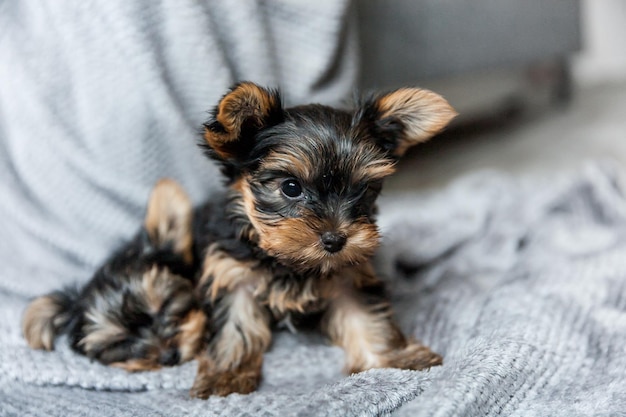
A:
[[23, 179, 208, 371], [190, 82, 457, 398]]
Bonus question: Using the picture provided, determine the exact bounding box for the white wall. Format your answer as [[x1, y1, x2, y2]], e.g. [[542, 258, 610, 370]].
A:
[[573, 0, 626, 86]]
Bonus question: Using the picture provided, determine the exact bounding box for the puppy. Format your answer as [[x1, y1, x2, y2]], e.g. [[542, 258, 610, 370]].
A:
[[190, 82, 457, 397], [23, 179, 208, 371]]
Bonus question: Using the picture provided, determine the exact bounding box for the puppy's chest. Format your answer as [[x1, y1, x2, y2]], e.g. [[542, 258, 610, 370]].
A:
[[254, 266, 333, 317]]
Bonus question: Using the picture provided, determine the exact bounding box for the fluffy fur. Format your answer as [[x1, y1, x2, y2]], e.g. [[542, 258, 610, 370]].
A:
[[23, 179, 209, 371], [190, 82, 457, 398]]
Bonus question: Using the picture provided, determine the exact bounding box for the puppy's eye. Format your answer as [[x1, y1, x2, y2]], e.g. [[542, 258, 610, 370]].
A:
[[280, 179, 303, 199]]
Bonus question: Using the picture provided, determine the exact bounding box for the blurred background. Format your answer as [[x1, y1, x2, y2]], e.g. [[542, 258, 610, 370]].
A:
[[353, 0, 626, 192]]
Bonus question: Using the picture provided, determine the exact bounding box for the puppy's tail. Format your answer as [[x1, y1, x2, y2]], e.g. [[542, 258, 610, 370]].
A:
[[22, 288, 78, 350]]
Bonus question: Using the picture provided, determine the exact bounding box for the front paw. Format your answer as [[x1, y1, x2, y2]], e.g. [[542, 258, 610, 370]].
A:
[[384, 342, 443, 371], [190, 367, 261, 398]]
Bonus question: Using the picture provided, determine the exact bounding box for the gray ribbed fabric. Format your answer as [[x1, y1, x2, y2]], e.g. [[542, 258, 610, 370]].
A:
[[0, 0, 357, 297], [379, 163, 626, 417], [2, 163, 625, 416]]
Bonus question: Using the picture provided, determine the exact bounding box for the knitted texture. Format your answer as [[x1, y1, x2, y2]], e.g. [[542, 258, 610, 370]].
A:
[[0, 0, 357, 297], [2, 163, 625, 416]]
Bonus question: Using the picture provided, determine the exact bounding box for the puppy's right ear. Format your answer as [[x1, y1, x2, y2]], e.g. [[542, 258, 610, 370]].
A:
[[203, 82, 283, 170]]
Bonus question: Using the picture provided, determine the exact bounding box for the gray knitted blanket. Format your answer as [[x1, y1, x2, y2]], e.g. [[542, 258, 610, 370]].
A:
[[2, 163, 626, 416]]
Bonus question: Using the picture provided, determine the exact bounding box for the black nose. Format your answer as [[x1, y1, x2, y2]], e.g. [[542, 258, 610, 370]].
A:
[[159, 348, 180, 366], [320, 232, 346, 253]]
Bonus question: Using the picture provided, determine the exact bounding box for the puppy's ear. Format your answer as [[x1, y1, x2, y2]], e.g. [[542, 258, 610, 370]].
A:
[[358, 88, 457, 158], [203, 82, 283, 165], [143, 179, 193, 264]]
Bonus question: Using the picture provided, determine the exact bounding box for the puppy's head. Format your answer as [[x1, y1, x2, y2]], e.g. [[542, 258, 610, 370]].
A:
[[203, 82, 456, 274]]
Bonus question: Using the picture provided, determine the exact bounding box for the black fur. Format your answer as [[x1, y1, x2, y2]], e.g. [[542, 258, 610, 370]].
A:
[[65, 231, 199, 363]]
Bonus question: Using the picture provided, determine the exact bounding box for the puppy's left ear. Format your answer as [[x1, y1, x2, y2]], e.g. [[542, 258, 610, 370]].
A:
[[143, 179, 193, 264], [358, 88, 457, 158]]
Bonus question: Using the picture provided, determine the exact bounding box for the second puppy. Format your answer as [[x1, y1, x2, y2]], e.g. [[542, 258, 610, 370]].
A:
[[23, 179, 209, 371]]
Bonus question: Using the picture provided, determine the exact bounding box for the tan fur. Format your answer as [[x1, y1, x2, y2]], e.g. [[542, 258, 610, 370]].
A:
[[260, 142, 396, 186], [110, 358, 162, 372], [191, 286, 270, 398], [81, 267, 202, 369], [79, 308, 128, 352], [197, 244, 272, 370], [324, 293, 399, 372], [212, 286, 271, 370], [258, 217, 380, 275], [230, 179, 260, 242], [191, 354, 263, 398], [379, 342, 443, 370], [238, 178, 380, 275], [352, 159, 397, 183], [323, 264, 442, 373], [176, 309, 208, 362], [200, 240, 327, 314], [200, 243, 330, 315], [377, 88, 458, 157], [22, 296, 63, 350], [262, 276, 319, 314], [204, 82, 280, 160], [144, 178, 194, 264], [260, 150, 314, 184], [199, 244, 263, 301], [132, 265, 194, 315], [141, 266, 166, 313]]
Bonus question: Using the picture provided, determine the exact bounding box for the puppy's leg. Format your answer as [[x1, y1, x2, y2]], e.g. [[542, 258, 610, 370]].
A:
[[191, 253, 271, 398], [323, 266, 442, 374], [191, 287, 270, 398]]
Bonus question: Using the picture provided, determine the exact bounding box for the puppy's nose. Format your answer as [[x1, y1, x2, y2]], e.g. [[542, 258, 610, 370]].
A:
[[320, 232, 346, 253]]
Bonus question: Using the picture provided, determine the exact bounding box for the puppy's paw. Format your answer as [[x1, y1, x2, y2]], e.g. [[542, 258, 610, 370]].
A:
[[384, 342, 443, 371], [109, 359, 162, 372], [190, 368, 260, 398]]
